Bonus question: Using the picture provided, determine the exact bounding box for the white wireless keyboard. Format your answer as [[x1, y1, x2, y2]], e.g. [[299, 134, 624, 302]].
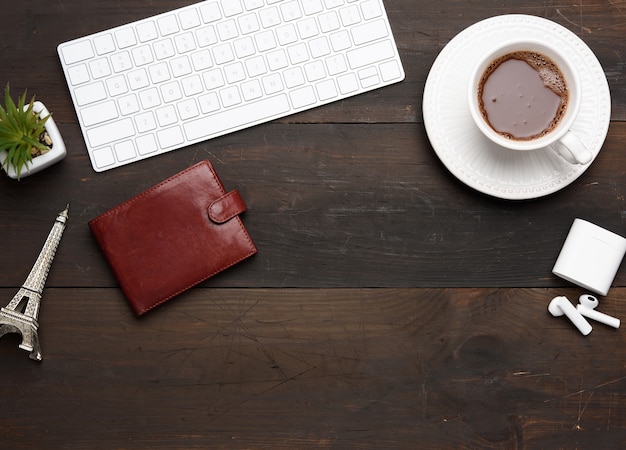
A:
[[58, 0, 405, 172]]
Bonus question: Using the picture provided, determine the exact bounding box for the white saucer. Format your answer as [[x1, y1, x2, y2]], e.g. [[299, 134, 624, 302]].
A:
[[423, 15, 611, 200]]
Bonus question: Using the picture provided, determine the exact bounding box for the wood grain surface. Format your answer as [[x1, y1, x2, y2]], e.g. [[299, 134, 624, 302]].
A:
[[1, 0, 626, 448]]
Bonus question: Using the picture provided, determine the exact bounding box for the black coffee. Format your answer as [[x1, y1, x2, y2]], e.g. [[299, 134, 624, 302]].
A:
[[477, 51, 568, 141]]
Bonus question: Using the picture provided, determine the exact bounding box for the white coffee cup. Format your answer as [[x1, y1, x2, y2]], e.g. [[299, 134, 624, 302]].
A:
[[468, 39, 592, 165]]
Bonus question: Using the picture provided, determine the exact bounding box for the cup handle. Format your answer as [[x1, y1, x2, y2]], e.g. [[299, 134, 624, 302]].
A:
[[550, 131, 593, 165]]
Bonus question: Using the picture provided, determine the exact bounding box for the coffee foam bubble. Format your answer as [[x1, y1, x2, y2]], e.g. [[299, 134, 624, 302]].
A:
[[510, 51, 567, 96]]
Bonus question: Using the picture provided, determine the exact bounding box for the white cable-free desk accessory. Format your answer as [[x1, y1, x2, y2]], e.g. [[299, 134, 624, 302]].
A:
[[576, 294, 620, 329], [548, 294, 621, 335], [553, 219, 626, 296], [548, 296, 592, 335]]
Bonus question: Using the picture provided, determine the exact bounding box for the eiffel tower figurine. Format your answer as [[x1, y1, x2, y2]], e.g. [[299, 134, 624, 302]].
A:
[[0, 205, 69, 361]]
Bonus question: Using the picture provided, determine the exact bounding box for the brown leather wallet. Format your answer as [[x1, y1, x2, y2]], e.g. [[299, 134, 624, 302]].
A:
[[88, 160, 257, 316]]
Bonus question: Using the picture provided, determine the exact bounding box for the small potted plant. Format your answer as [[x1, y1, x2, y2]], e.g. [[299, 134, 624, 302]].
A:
[[0, 84, 66, 179]]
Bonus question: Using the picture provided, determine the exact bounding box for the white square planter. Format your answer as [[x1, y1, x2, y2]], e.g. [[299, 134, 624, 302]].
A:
[[1, 101, 67, 179]]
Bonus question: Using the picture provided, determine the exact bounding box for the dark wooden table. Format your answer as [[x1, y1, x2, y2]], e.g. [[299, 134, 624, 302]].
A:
[[2, 1, 626, 448]]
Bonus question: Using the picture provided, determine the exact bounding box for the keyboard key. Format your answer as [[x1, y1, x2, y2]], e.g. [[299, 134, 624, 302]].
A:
[[224, 62, 246, 83], [330, 30, 351, 51], [245, 55, 267, 77], [203, 69, 225, 90], [154, 39, 176, 60], [198, 92, 221, 114], [184, 94, 290, 141], [135, 111, 157, 132], [149, 62, 171, 83], [136, 21, 159, 42], [139, 87, 162, 109], [234, 36, 256, 58], [174, 32, 197, 53], [80, 100, 119, 127], [304, 60, 326, 82], [238, 13, 260, 34], [221, 0, 244, 17], [302, 0, 324, 15], [158, 15, 180, 36], [92, 147, 116, 169], [325, 54, 347, 75], [128, 68, 150, 90], [200, 3, 222, 23], [287, 42, 309, 64], [60, 40, 94, 65], [290, 85, 316, 109], [74, 82, 107, 106], [196, 26, 218, 47], [259, 7, 281, 28], [316, 79, 338, 101], [361, 0, 383, 19], [181, 74, 204, 96], [111, 51, 133, 72], [283, 67, 305, 88], [157, 126, 185, 148], [340, 5, 361, 26], [161, 81, 182, 103], [346, 39, 395, 69], [86, 118, 135, 147], [217, 19, 239, 40], [309, 36, 330, 58], [114, 28, 137, 49], [280, 1, 303, 21], [358, 67, 380, 88], [89, 58, 112, 79], [325, 0, 345, 8], [351, 18, 388, 46], [93, 34, 116, 55], [118, 94, 140, 115], [262, 73, 284, 94], [114, 140, 137, 161], [380, 60, 402, 82], [297, 17, 319, 39], [106, 75, 129, 96], [276, 24, 298, 46], [132, 45, 155, 66], [244, 0, 264, 10], [319, 11, 340, 32], [177, 98, 199, 120], [68, 64, 90, 85], [255, 30, 277, 51], [213, 43, 235, 64], [241, 79, 263, 101], [220, 86, 242, 107], [267, 49, 288, 71], [136, 134, 158, 155], [337, 72, 358, 94], [170, 55, 193, 77], [191, 49, 213, 70], [179, 9, 201, 30], [156, 105, 178, 126]]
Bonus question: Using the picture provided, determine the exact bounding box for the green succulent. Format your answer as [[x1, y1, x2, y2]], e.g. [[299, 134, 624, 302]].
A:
[[0, 83, 51, 179]]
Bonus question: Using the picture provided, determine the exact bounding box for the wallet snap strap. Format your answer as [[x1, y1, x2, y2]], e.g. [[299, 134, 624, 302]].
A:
[[208, 190, 247, 224]]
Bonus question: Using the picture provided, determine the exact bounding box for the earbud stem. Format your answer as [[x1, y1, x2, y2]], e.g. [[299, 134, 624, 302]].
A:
[[576, 305, 620, 329]]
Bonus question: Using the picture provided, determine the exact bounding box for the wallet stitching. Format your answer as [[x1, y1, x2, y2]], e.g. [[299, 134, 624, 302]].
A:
[[90, 161, 221, 224]]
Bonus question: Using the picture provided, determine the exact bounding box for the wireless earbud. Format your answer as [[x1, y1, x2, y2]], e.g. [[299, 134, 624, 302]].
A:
[[576, 294, 620, 329], [548, 296, 592, 335]]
